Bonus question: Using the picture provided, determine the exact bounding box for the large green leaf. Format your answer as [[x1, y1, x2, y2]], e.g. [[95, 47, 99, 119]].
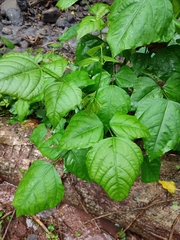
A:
[[130, 53, 151, 75], [88, 3, 110, 19], [107, 0, 174, 56], [149, 45, 180, 80], [170, 0, 180, 18], [42, 58, 68, 79], [59, 110, 104, 150], [131, 76, 163, 110], [85, 70, 111, 93], [13, 160, 64, 217], [56, 0, 78, 10], [77, 16, 105, 40], [39, 132, 66, 160], [141, 156, 161, 183], [0, 52, 43, 100], [64, 70, 94, 88], [75, 34, 104, 63], [15, 99, 30, 122], [110, 113, 150, 140], [86, 137, 143, 201], [96, 85, 131, 126], [58, 24, 79, 42], [136, 99, 180, 160], [30, 124, 48, 148], [163, 72, 180, 103], [115, 65, 138, 88], [64, 149, 91, 182], [44, 82, 82, 128]]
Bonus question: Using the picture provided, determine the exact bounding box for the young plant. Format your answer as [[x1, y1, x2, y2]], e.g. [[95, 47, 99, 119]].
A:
[[0, 0, 179, 217]]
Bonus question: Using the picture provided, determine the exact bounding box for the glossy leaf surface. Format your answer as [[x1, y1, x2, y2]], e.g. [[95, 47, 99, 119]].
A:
[[96, 85, 130, 125], [136, 99, 180, 160], [141, 157, 161, 183], [59, 110, 104, 150], [56, 0, 78, 10], [13, 160, 64, 217], [107, 0, 174, 56], [86, 137, 143, 201], [0, 52, 43, 100], [44, 82, 82, 128], [110, 113, 150, 140], [64, 149, 91, 181]]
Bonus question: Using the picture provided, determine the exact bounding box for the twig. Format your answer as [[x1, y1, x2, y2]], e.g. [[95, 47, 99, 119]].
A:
[[0, 211, 13, 220], [32, 215, 53, 237], [169, 214, 180, 240], [2, 209, 15, 240]]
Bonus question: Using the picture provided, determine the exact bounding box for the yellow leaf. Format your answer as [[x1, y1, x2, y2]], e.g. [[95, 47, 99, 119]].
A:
[[159, 180, 176, 194]]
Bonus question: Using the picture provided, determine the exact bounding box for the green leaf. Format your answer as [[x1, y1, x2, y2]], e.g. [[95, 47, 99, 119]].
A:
[[88, 3, 110, 19], [64, 70, 94, 87], [96, 85, 130, 126], [115, 65, 138, 88], [64, 149, 91, 182], [149, 45, 180, 80], [30, 124, 48, 148], [170, 0, 180, 18], [56, 0, 78, 10], [87, 43, 104, 57], [0, 52, 43, 100], [131, 76, 163, 110], [107, 0, 174, 56], [13, 160, 64, 217], [136, 99, 180, 160], [141, 156, 161, 183], [15, 99, 30, 122], [58, 24, 79, 42], [103, 56, 119, 63], [77, 57, 99, 67], [59, 110, 104, 150], [75, 34, 104, 63], [163, 72, 180, 103], [77, 16, 105, 40], [44, 82, 82, 128], [85, 70, 111, 93], [130, 53, 151, 75], [0, 36, 15, 49], [42, 58, 68, 79], [86, 137, 143, 201], [110, 113, 150, 140], [39, 132, 66, 160]]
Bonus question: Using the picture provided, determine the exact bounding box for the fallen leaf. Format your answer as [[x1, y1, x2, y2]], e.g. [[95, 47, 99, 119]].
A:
[[159, 180, 176, 194]]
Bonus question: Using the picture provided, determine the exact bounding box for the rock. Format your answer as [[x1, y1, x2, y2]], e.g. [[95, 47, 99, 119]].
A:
[[1, 0, 24, 26], [64, 11, 75, 23], [42, 7, 60, 23], [16, 0, 28, 11], [27, 234, 38, 240], [6, 8, 24, 26], [1, 27, 12, 35], [1, 0, 19, 16], [56, 17, 71, 28]]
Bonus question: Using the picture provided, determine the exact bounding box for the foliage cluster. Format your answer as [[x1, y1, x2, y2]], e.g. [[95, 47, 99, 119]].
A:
[[0, 0, 180, 217]]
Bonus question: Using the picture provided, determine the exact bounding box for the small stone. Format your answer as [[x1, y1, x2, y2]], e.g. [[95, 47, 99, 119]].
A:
[[16, 0, 28, 11], [42, 7, 60, 23], [6, 8, 24, 26], [64, 11, 75, 23], [27, 234, 37, 240], [56, 18, 71, 28], [2, 27, 12, 35]]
